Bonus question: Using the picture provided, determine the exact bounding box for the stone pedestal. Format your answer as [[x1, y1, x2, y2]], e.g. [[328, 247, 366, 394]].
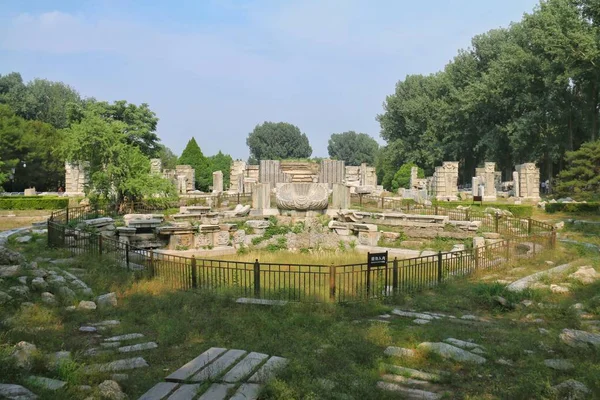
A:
[[515, 163, 540, 201], [65, 161, 88, 195], [24, 188, 36, 196], [432, 162, 459, 201], [475, 162, 497, 201], [252, 183, 271, 210], [212, 171, 223, 193], [331, 183, 350, 209], [512, 171, 520, 197], [472, 177, 479, 197]]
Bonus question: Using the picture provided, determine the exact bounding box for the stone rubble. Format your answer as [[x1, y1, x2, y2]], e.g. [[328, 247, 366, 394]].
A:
[[559, 328, 600, 348], [544, 358, 575, 371], [418, 342, 487, 364], [98, 380, 126, 400], [0, 383, 38, 400]]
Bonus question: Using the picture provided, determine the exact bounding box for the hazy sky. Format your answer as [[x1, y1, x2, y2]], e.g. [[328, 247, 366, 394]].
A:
[[0, 0, 539, 160]]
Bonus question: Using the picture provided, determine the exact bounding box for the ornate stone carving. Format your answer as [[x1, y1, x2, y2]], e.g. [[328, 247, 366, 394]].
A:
[[233, 230, 246, 244], [215, 231, 229, 246], [275, 183, 329, 211]]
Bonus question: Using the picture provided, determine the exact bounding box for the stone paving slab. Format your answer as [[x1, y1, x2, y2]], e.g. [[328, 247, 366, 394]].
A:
[[377, 381, 442, 400], [138, 382, 179, 400], [118, 342, 158, 353], [222, 352, 269, 383], [191, 349, 247, 382], [247, 356, 288, 383], [166, 384, 201, 400], [236, 298, 288, 306], [83, 357, 149, 374], [105, 333, 144, 342], [166, 347, 227, 382], [197, 383, 234, 400], [230, 383, 262, 400]]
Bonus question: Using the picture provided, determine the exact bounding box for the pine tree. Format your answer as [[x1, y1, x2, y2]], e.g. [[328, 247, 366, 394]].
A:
[[178, 137, 211, 191], [555, 140, 600, 200]]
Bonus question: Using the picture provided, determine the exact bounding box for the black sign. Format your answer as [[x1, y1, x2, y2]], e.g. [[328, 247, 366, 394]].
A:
[[473, 196, 483, 202], [368, 251, 388, 267]]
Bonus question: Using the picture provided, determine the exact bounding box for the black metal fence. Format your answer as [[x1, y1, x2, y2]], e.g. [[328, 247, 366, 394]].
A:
[[47, 206, 555, 302]]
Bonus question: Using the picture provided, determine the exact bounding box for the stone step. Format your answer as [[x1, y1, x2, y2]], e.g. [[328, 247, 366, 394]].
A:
[[104, 333, 144, 342], [248, 356, 289, 383], [190, 349, 247, 382], [118, 342, 158, 353], [27, 376, 67, 391], [166, 384, 201, 400], [229, 383, 262, 400], [197, 383, 234, 400], [138, 382, 179, 400], [166, 347, 227, 382], [377, 381, 442, 400], [385, 365, 442, 382], [236, 298, 287, 306], [83, 357, 149, 374], [382, 374, 445, 392], [222, 352, 269, 383]]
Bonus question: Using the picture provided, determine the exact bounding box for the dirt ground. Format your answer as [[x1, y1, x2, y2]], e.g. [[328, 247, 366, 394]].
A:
[[0, 210, 51, 231]]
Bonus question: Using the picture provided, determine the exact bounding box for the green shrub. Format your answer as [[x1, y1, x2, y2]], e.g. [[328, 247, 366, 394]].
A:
[[545, 202, 600, 214], [0, 196, 69, 210], [434, 201, 533, 218]]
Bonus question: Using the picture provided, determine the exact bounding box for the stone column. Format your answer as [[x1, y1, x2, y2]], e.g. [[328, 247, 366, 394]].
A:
[[252, 183, 271, 210], [410, 167, 418, 189], [319, 160, 345, 185], [230, 160, 246, 193], [434, 162, 458, 200], [212, 171, 223, 193], [150, 158, 162, 174], [512, 171, 520, 197], [515, 163, 540, 201], [482, 162, 497, 201], [472, 177, 479, 197], [331, 183, 351, 209]]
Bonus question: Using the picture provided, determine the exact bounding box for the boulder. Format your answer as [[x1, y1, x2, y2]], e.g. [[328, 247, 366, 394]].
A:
[[77, 300, 97, 311], [552, 379, 590, 400], [245, 220, 271, 229], [56, 286, 76, 302], [0, 384, 38, 400], [47, 351, 71, 370], [0, 247, 25, 265], [11, 341, 37, 369], [17, 276, 28, 285], [41, 292, 57, 305], [0, 265, 21, 277], [98, 380, 125, 400], [30, 277, 48, 291], [417, 342, 486, 364], [544, 358, 575, 371], [9, 285, 30, 297], [15, 236, 32, 244], [568, 266, 600, 284], [559, 328, 600, 349], [97, 292, 117, 308], [0, 290, 13, 304]]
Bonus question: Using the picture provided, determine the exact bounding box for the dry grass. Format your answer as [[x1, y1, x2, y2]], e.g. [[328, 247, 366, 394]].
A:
[[0, 210, 51, 230]]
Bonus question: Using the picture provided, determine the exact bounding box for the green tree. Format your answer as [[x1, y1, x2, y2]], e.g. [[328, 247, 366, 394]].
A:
[[157, 144, 179, 170], [22, 78, 81, 129], [327, 131, 379, 166], [208, 151, 233, 188], [179, 138, 211, 191], [61, 112, 175, 207], [391, 163, 424, 192], [246, 122, 312, 161], [555, 140, 600, 200]]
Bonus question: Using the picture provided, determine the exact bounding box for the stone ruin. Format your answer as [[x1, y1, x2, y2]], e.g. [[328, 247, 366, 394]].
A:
[[514, 163, 541, 201], [473, 162, 497, 201], [431, 162, 459, 201], [150, 159, 195, 194], [64, 161, 89, 195]]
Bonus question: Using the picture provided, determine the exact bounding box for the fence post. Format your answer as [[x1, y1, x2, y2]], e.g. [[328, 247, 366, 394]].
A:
[[528, 217, 532, 235], [237, 192, 240, 204], [125, 242, 130, 271], [254, 259, 260, 298], [381, 197, 384, 209], [191, 256, 198, 289], [329, 264, 336, 302], [149, 251, 155, 277], [435, 205, 439, 215], [494, 214, 499, 233], [65, 207, 69, 226], [366, 252, 371, 298], [393, 258, 399, 294], [505, 239, 510, 262], [474, 246, 479, 271], [551, 227, 556, 249], [437, 251, 443, 283], [465, 209, 470, 221], [98, 235, 103, 258]]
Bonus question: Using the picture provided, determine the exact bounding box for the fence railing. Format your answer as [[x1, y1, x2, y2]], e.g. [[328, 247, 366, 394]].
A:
[[47, 206, 555, 303]]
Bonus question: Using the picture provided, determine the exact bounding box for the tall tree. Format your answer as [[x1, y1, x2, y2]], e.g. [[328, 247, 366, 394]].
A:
[[555, 139, 600, 200], [157, 144, 179, 170], [208, 151, 233, 188], [327, 131, 379, 166], [178, 138, 211, 191], [246, 122, 312, 161]]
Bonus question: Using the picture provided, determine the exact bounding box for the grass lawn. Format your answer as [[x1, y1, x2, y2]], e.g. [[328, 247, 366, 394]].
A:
[[0, 210, 52, 231], [1, 233, 599, 399]]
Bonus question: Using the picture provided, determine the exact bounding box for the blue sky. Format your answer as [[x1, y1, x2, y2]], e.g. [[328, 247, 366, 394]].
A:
[[0, 0, 539, 160]]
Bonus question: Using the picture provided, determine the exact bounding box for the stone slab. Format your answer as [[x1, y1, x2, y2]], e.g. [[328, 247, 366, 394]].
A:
[[247, 356, 288, 383], [83, 357, 149, 374], [167, 384, 202, 400], [27, 376, 66, 390], [197, 383, 234, 400], [377, 381, 441, 400], [222, 352, 269, 383], [384, 347, 417, 359], [0, 383, 38, 400], [139, 382, 179, 400], [166, 347, 227, 382], [118, 342, 158, 353], [104, 333, 144, 342], [230, 383, 262, 400], [418, 342, 486, 364], [385, 365, 441, 382], [506, 263, 573, 292], [190, 349, 247, 382], [236, 298, 287, 306]]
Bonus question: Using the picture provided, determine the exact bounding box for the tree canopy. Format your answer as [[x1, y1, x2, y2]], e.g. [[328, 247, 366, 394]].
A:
[[391, 163, 425, 192], [208, 151, 233, 188], [555, 140, 600, 200], [246, 122, 312, 161], [327, 131, 379, 166], [179, 137, 211, 191]]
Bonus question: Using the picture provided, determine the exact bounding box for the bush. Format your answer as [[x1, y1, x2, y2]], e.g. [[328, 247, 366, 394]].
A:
[[545, 202, 600, 214], [0, 196, 69, 210]]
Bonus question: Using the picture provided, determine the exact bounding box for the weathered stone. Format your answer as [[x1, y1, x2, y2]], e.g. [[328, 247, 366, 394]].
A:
[[544, 358, 574, 370], [552, 379, 591, 400], [230, 383, 262, 400], [9, 285, 29, 297], [0, 265, 21, 277], [223, 352, 269, 383], [167, 384, 202, 400], [245, 220, 271, 229], [104, 333, 144, 342], [495, 358, 514, 366], [0, 290, 13, 304], [384, 346, 417, 359], [391, 309, 436, 320], [0, 383, 38, 400], [568, 266, 600, 284], [110, 374, 128, 382], [30, 269, 47, 278], [83, 357, 149, 374], [47, 351, 71, 370], [385, 365, 441, 382], [98, 380, 125, 400], [91, 320, 121, 327], [79, 326, 97, 333], [197, 383, 235, 400], [41, 292, 57, 305], [247, 356, 288, 383], [0, 247, 25, 265], [506, 263, 573, 292], [166, 347, 227, 382], [27, 376, 66, 391], [17, 276, 28, 285], [101, 342, 121, 349], [492, 296, 513, 309], [16, 235, 32, 244], [46, 275, 66, 287], [56, 286, 76, 302], [418, 342, 486, 364], [559, 328, 600, 349], [118, 342, 158, 353], [413, 319, 431, 325], [138, 382, 178, 400], [191, 349, 247, 382], [77, 300, 96, 310], [97, 292, 117, 308], [65, 306, 76, 312], [443, 338, 484, 351], [376, 381, 441, 399], [236, 298, 287, 306], [550, 284, 570, 294], [11, 341, 37, 369]]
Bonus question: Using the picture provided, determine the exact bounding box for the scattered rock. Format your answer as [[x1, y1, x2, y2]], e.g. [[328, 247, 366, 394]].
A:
[[413, 319, 431, 325], [16, 236, 32, 244], [539, 328, 550, 335], [0, 290, 13, 304], [30, 277, 48, 291], [79, 326, 98, 333], [41, 292, 57, 305], [0, 247, 25, 265], [65, 306, 76, 312], [384, 347, 417, 359], [460, 315, 478, 321], [443, 338, 484, 351], [470, 347, 486, 355], [495, 358, 514, 366], [91, 320, 121, 327], [46, 275, 66, 287], [391, 309, 436, 320], [104, 333, 144, 342], [0, 383, 38, 400], [83, 357, 149, 374], [0, 265, 21, 277], [18, 276, 28, 285], [97, 292, 117, 308], [550, 284, 570, 294], [101, 342, 121, 349], [47, 351, 71, 370], [9, 285, 29, 297], [544, 358, 575, 371], [493, 296, 513, 309], [545, 261, 555, 266], [552, 379, 590, 400], [559, 328, 600, 349], [118, 342, 158, 353], [568, 266, 600, 284], [77, 301, 97, 310], [377, 381, 441, 400], [27, 376, 66, 391], [11, 341, 37, 369], [56, 286, 76, 302], [98, 380, 125, 400], [418, 342, 486, 364]]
